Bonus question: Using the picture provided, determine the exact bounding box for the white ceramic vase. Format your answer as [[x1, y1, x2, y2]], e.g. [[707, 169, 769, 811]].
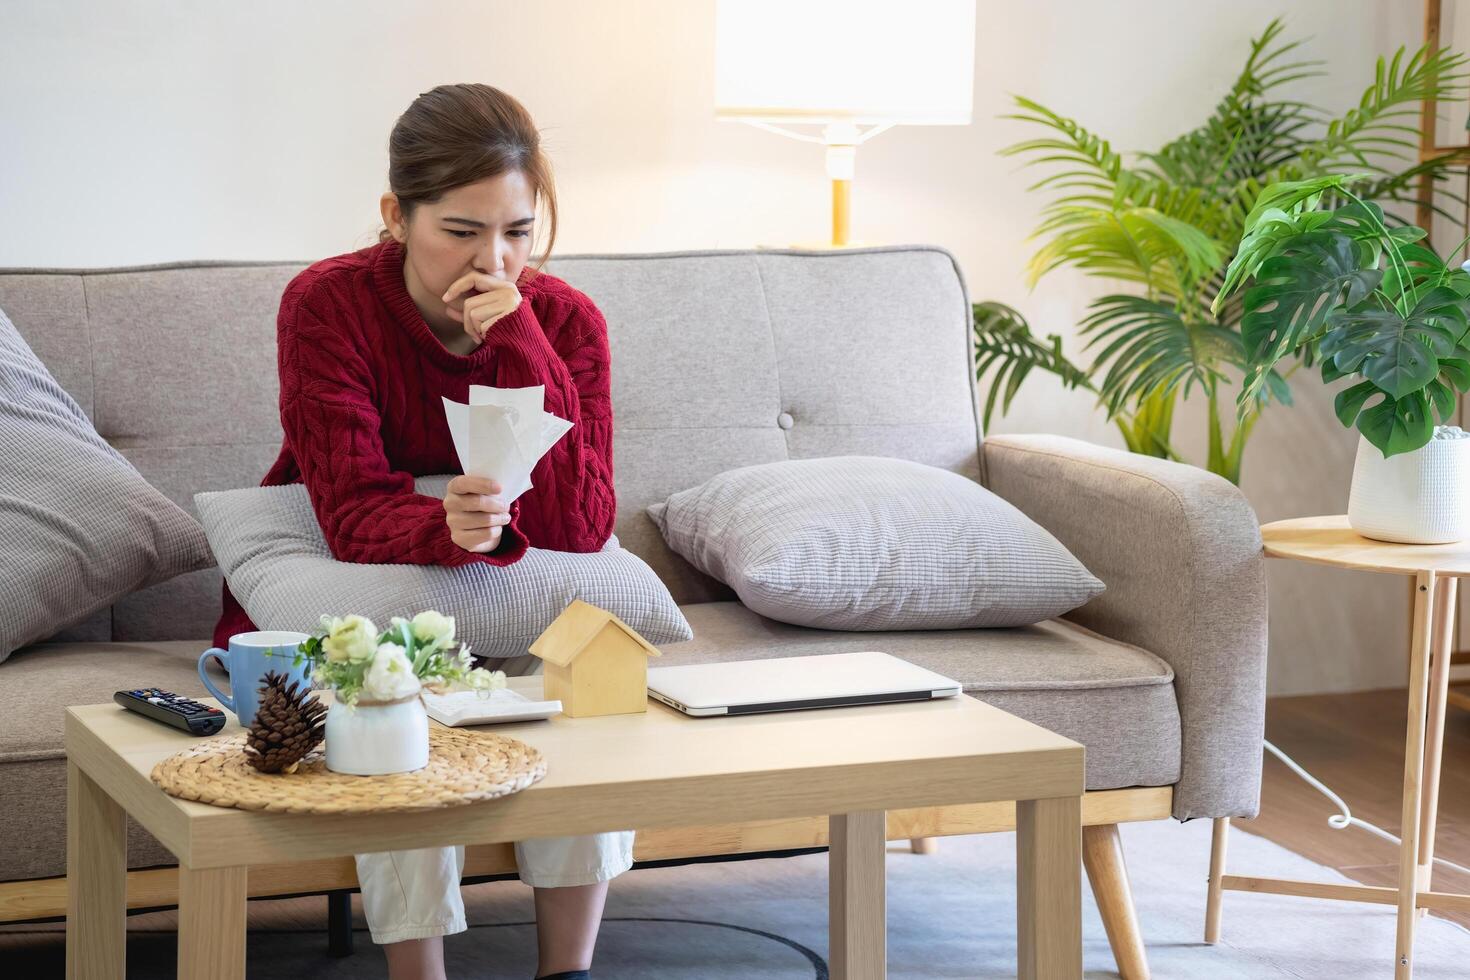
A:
[[324, 694, 430, 775], [1347, 431, 1470, 544]]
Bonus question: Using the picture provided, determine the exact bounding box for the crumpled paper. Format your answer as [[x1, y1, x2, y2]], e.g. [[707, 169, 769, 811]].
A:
[[441, 385, 574, 502]]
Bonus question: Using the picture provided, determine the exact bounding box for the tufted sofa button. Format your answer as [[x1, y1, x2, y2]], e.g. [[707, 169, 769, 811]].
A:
[[777, 412, 795, 430]]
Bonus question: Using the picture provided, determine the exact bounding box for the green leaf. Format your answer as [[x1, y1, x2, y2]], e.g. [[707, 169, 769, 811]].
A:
[[1427, 378, 1456, 421], [1357, 389, 1434, 457], [1321, 286, 1469, 398], [1236, 232, 1382, 406], [971, 301, 1093, 431], [1263, 367, 1294, 406], [1378, 241, 1450, 303], [1321, 356, 1348, 384], [1440, 356, 1470, 389], [1001, 95, 1126, 189], [1081, 295, 1235, 415], [1024, 204, 1222, 295], [1239, 175, 1369, 236], [1334, 379, 1378, 427], [1299, 43, 1470, 176], [1213, 207, 1335, 311]]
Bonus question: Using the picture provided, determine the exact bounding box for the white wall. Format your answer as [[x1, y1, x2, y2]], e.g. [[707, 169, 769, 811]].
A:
[[1, 1, 1434, 694]]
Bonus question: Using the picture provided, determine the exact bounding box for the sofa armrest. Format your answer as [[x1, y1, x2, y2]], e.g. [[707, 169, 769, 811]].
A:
[[983, 434, 1267, 821]]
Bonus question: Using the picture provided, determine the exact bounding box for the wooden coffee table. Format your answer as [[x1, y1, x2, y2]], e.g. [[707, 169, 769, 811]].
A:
[[65, 676, 1084, 980]]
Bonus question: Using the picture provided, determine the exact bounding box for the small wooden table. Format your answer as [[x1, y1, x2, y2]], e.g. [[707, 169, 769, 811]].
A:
[[64, 676, 1084, 980], [1212, 515, 1470, 980]]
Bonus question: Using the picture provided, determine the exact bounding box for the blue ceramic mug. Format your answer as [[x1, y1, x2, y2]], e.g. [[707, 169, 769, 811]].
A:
[[198, 630, 313, 728]]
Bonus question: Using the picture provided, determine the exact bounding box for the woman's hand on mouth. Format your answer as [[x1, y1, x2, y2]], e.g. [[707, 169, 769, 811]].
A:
[[442, 272, 521, 344]]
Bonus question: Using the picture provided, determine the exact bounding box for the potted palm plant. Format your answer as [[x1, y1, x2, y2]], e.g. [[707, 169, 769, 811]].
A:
[[974, 18, 1468, 485], [1214, 174, 1470, 542]]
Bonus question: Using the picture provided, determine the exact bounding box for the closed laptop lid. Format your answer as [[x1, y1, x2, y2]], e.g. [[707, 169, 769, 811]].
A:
[[646, 651, 962, 712]]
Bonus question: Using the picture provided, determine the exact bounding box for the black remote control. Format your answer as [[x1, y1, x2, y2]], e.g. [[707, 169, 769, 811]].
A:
[[114, 688, 227, 736]]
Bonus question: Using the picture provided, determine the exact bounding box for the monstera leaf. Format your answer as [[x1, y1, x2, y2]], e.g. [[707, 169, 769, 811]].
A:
[[1375, 240, 1470, 300], [1320, 286, 1468, 398], [1356, 388, 1435, 457], [1236, 231, 1383, 408]]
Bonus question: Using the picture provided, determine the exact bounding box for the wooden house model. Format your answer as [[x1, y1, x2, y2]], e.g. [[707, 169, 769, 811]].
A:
[[529, 599, 662, 718]]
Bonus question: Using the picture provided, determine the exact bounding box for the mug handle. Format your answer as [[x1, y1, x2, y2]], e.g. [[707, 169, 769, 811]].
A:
[[197, 648, 235, 714]]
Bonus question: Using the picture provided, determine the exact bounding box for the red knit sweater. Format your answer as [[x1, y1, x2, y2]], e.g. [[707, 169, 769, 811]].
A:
[[211, 237, 615, 648]]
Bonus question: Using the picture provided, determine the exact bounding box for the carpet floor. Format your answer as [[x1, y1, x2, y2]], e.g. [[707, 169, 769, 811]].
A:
[[4, 817, 1469, 977]]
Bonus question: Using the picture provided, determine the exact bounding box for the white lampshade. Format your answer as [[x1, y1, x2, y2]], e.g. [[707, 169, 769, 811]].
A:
[[715, 0, 975, 126]]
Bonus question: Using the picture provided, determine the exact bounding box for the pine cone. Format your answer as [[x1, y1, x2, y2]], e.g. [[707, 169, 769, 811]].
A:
[[245, 670, 326, 774]]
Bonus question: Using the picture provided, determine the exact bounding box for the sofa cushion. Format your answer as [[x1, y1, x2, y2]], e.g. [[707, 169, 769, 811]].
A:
[[0, 638, 217, 879], [194, 476, 693, 662], [647, 455, 1104, 630], [660, 601, 1181, 792], [0, 307, 214, 662]]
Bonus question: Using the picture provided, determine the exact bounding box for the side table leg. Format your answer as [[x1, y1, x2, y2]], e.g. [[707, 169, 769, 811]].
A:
[[1417, 577, 1457, 906], [1395, 570, 1435, 980], [829, 810, 886, 980], [66, 760, 126, 980], [178, 865, 247, 980], [1018, 796, 1081, 980]]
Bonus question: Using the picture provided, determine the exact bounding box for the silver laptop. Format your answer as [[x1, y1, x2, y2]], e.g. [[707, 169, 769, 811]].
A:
[[647, 651, 962, 717]]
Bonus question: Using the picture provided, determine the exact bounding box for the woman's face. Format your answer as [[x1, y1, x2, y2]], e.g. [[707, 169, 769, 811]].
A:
[[382, 171, 537, 334]]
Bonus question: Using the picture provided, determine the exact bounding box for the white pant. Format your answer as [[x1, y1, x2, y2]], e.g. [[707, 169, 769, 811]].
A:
[[354, 832, 636, 945]]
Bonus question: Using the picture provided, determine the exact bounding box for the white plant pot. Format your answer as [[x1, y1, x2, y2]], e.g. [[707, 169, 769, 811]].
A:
[[324, 695, 430, 775], [1347, 432, 1470, 544]]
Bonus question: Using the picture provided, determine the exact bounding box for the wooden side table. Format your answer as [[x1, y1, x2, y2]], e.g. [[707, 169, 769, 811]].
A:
[[1206, 514, 1470, 980]]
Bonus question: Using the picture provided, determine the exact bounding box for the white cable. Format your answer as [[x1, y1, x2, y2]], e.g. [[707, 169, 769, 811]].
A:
[[1264, 738, 1470, 878]]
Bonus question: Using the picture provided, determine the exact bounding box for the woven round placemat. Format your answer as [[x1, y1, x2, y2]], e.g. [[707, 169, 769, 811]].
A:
[[150, 725, 546, 814]]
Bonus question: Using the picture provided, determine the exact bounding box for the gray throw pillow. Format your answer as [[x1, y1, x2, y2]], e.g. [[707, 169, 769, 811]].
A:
[[0, 307, 214, 662], [194, 476, 693, 661], [646, 455, 1104, 630]]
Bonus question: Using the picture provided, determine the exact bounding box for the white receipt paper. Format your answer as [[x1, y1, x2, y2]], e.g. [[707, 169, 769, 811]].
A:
[[441, 384, 574, 503]]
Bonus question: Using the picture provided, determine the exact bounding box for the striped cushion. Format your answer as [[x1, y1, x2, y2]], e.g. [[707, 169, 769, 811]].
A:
[[647, 456, 1104, 630], [194, 477, 692, 662], [0, 307, 212, 661]]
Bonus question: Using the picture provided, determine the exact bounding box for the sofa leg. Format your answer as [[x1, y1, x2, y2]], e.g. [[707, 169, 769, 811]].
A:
[[327, 889, 354, 957], [1205, 817, 1228, 944], [1082, 823, 1149, 980], [909, 837, 938, 855]]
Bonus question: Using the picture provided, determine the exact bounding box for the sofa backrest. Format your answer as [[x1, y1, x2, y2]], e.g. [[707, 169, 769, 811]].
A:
[[0, 245, 981, 641]]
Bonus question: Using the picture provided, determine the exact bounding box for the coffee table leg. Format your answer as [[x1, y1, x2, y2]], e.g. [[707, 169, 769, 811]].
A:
[[178, 865, 247, 980], [66, 760, 126, 980], [1017, 796, 1081, 980], [829, 810, 886, 979]]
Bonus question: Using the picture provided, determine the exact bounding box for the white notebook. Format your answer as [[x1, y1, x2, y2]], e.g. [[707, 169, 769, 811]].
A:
[[421, 687, 562, 727]]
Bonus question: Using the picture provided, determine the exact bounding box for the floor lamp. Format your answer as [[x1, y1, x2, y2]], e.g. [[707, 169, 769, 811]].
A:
[[713, 0, 977, 250]]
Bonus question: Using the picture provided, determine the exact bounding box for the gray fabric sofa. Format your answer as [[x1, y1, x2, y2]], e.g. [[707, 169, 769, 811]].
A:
[[0, 245, 1266, 969]]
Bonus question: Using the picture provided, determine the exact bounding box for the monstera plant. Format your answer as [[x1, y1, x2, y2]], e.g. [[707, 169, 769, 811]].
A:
[[1214, 174, 1470, 457], [974, 17, 1468, 484]]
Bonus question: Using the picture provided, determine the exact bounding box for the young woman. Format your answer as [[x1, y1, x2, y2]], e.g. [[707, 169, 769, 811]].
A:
[[211, 83, 632, 980]]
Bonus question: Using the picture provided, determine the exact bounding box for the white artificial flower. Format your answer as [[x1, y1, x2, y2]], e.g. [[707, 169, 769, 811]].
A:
[[362, 642, 422, 701], [322, 614, 378, 663], [464, 667, 507, 692], [410, 610, 456, 650]]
